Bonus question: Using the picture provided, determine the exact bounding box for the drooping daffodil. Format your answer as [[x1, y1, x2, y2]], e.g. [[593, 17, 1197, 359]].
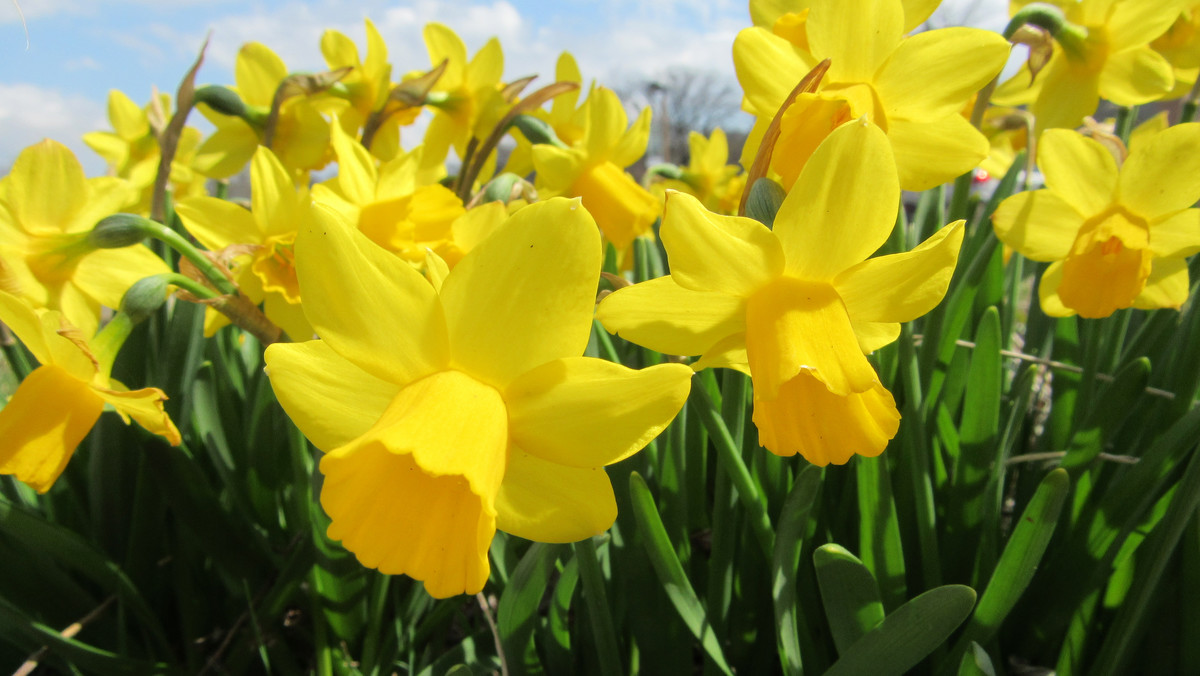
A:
[[264, 198, 693, 597], [0, 290, 181, 493], [598, 119, 964, 465]]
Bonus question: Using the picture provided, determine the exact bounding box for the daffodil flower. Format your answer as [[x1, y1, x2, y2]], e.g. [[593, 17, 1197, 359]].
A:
[[193, 42, 332, 179], [0, 140, 169, 338], [749, 0, 940, 38], [320, 19, 418, 161], [734, 0, 1010, 190], [175, 146, 313, 340], [532, 87, 659, 264], [992, 124, 1200, 317], [598, 120, 964, 465], [995, 0, 1182, 130], [311, 122, 480, 267], [419, 23, 509, 169], [264, 198, 692, 597], [652, 128, 746, 216], [83, 89, 207, 215], [0, 290, 180, 493]]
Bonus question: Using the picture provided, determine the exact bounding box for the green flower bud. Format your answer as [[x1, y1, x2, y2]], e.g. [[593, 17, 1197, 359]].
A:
[[511, 114, 568, 149], [744, 177, 787, 228], [119, 275, 171, 324], [89, 213, 152, 249], [193, 84, 248, 118]]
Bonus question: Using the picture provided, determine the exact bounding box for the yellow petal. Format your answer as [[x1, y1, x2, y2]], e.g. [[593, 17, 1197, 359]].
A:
[[852, 321, 901, 354], [0, 365, 103, 493], [837, 220, 965, 323], [495, 448, 617, 543], [1037, 261, 1074, 318], [597, 275, 745, 357], [327, 120, 377, 206], [771, 93, 854, 191], [70, 244, 171, 312], [991, 189, 1084, 261], [107, 89, 148, 140], [661, 191, 783, 296], [251, 146, 306, 240], [585, 88, 629, 160], [611, 106, 652, 170], [806, 0, 903, 82], [235, 42, 288, 107], [507, 358, 692, 468], [886, 115, 989, 191], [874, 28, 1010, 120], [424, 23, 467, 91], [5, 140, 86, 235], [175, 197, 260, 250], [1133, 257, 1189, 310], [296, 205, 448, 386], [192, 122, 258, 179], [1099, 47, 1174, 105], [1106, 2, 1186, 51], [319, 369, 507, 598], [1118, 123, 1200, 222], [0, 289, 54, 365], [775, 119, 899, 280], [263, 292, 313, 342], [92, 384, 181, 445], [320, 29, 358, 69], [1148, 208, 1200, 258], [467, 37, 504, 91], [1030, 56, 1101, 131], [439, 198, 601, 388], [752, 372, 899, 465], [692, 333, 751, 374], [1038, 129, 1118, 216], [902, 0, 940, 32], [733, 27, 814, 118], [264, 341, 399, 452], [746, 276, 878, 398]]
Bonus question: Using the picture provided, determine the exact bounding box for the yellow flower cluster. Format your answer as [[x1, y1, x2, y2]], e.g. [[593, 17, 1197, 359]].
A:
[[3, 0, 1200, 598]]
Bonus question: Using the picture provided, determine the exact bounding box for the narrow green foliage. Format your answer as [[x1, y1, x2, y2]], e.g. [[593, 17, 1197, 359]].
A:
[[773, 464, 823, 676], [824, 585, 977, 676]]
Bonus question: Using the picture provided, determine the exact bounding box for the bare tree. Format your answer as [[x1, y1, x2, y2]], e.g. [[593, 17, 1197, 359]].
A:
[[615, 67, 749, 167]]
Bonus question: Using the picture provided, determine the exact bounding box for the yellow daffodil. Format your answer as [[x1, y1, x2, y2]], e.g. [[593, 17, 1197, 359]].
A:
[[193, 42, 332, 179], [264, 198, 692, 597], [992, 124, 1200, 317], [734, 0, 1010, 190], [532, 87, 659, 265], [996, 0, 1183, 130], [503, 51, 587, 178], [419, 23, 509, 168], [321, 19, 419, 161], [598, 120, 964, 465], [82, 90, 207, 215], [311, 122, 474, 267], [0, 290, 180, 493], [175, 146, 313, 340], [653, 129, 746, 215], [0, 140, 169, 337]]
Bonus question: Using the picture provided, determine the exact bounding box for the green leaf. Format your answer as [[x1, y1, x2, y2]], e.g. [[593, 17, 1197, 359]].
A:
[[856, 455, 905, 611], [498, 543, 562, 676], [1060, 357, 1150, 473], [813, 544, 885, 654], [824, 585, 976, 676], [949, 469, 1069, 661], [773, 464, 823, 675], [629, 471, 733, 675]]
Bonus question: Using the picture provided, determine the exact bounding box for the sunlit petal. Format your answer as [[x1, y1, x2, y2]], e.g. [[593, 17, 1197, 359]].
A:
[[495, 448, 616, 543], [597, 276, 745, 357]]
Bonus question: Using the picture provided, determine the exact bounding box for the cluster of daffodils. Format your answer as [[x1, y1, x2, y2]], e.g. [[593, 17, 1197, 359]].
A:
[[4, 0, 1200, 597]]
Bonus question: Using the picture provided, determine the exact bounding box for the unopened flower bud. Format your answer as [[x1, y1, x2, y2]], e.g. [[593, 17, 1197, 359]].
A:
[[744, 177, 787, 228], [194, 85, 248, 118], [512, 114, 567, 148], [89, 213, 152, 249], [120, 275, 171, 324]]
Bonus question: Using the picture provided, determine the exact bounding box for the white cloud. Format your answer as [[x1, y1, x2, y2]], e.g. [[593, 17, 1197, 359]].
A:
[[0, 83, 107, 173]]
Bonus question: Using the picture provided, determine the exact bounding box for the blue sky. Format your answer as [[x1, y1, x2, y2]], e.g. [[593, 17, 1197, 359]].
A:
[[0, 0, 1006, 174]]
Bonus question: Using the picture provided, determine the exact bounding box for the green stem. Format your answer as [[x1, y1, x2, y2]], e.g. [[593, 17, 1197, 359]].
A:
[[1182, 76, 1200, 123], [90, 313, 135, 379], [1114, 106, 1138, 145], [161, 272, 219, 300], [574, 537, 623, 676], [689, 377, 776, 561], [94, 214, 238, 296]]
